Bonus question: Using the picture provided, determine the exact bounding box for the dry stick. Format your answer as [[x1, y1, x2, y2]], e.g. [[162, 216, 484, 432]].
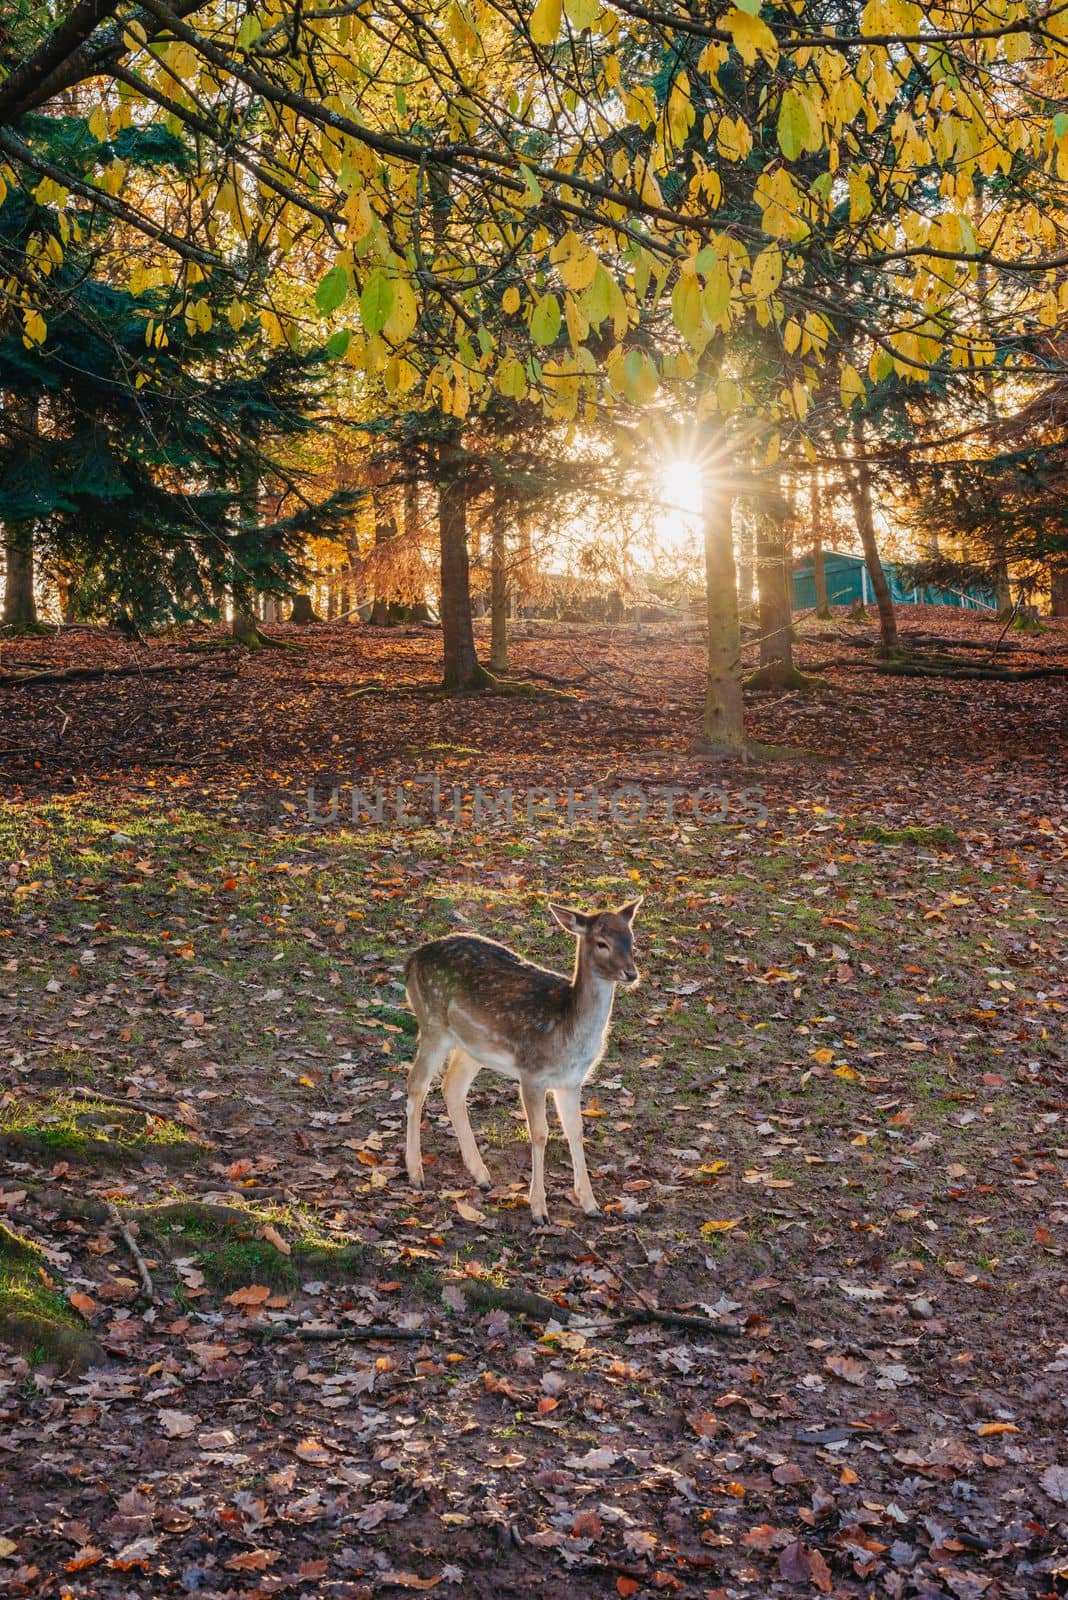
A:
[[564, 1227, 741, 1339], [105, 1202, 154, 1302]]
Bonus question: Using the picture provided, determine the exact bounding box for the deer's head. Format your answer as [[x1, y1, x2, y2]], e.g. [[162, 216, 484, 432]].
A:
[[549, 898, 642, 984]]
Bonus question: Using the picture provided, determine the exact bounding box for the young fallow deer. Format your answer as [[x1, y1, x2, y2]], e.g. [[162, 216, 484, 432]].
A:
[[404, 899, 642, 1224]]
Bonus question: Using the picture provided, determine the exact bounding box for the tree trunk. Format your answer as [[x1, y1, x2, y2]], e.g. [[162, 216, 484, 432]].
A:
[[849, 431, 898, 653], [438, 454, 486, 693], [290, 592, 319, 625], [698, 487, 744, 750], [2, 522, 37, 626], [757, 508, 793, 672], [490, 520, 508, 673], [993, 553, 1012, 616], [735, 502, 756, 621], [370, 497, 398, 626], [1050, 568, 1068, 619], [811, 478, 831, 618]]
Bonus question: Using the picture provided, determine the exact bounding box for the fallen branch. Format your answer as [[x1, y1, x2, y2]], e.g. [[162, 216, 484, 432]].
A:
[[245, 1322, 429, 1343], [0, 661, 235, 688], [105, 1202, 154, 1302], [615, 1306, 741, 1338]]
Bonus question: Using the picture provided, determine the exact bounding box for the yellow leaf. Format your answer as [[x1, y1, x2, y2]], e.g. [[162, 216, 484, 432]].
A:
[[502, 285, 521, 314], [23, 309, 47, 346], [809, 1047, 834, 1066], [723, 7, 779, 66], [700, 1218, 742, 1235], [833, 1063, 862, 1081], [530, 0, 562, 45], [840, 362, 865, 408]]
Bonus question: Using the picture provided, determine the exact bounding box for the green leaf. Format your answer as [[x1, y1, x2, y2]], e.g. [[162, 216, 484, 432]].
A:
[[360, 269, 395, 335], [315, 264, 349, 316], [777, 88, 820, 161], [325, 329, 352, 359], [530, 292, 562, 346], [694, 245, 718, 274], [1054, 112, 1068, 139], [734, 0, 762, 12]]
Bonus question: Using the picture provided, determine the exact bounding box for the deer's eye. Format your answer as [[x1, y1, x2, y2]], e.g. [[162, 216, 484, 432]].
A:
[[595, 939, 610, 951]]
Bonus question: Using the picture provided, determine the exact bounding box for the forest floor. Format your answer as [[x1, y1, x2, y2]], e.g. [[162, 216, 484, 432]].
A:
[[0, 609, 1066, 1600]]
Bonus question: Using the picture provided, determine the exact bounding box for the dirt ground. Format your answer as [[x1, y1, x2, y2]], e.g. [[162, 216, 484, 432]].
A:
[[0, 611, 1066, 1600]]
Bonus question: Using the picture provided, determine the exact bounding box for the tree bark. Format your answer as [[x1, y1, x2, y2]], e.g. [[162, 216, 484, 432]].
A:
[[490, 519, 508, 673], [757, 508, 793, 672], [735, 502, 756, 622], [290, 592, 319, 625], [438, 454, 486, 692], [698, 486, 744, 750], [2, 522, 37, 627], [370, 495, 398, 626], [849, 431, 898, 653], [992, 553, 1012, 616], [811, 478, 830, 617], [1050, 568, 1068, 619]]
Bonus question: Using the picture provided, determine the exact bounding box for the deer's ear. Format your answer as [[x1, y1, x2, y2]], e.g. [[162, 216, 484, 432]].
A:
[[616, 896, 643, 924], [549, 903, 590, 935]]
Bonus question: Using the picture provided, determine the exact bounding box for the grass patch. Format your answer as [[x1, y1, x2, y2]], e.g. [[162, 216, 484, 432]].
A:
[[855, 823, 960, 846], [0, 1095, 201, 1167], [137, 1200, 366, 1296], [0, 1221, 103, 1372]]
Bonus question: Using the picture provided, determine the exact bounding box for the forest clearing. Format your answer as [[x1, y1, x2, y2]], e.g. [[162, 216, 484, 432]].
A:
[[1, 614, 1066, 1599], [4, 0, 1068, 1593]]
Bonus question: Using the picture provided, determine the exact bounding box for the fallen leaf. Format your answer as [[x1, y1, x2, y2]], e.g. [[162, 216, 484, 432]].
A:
[[564, 1447, 619, 1471], [824, 1353, 867, 1385], [69, 1290, 98, 1316], [158, 1409, 197, 1438], [224, 1283, 272, 1307], [1040, 1464, 1068, 1503], [700, 1218, 742, 1235], [224, 1549, 281, 1571]]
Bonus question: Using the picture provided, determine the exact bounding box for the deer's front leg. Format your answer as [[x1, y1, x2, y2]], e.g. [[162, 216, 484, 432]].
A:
[[405, 1032, 450, 1189], [553, 1085, 599, 1216], [520, 1081, 549, 1225]]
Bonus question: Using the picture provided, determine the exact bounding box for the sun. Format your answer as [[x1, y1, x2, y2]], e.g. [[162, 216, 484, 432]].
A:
[[657, 457, 703, 549]]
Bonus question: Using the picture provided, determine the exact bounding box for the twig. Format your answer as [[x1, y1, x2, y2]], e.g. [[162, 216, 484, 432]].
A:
[[105, 1202, 154, 1301], [71, 1086, 175, 1119], [615, 1306, 740, 1337], [985, 600, 1019, 665], [564, 1227, 742, 1338]]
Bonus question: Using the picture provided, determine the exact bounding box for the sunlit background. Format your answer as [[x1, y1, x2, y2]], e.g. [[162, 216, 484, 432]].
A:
[[657, 456, 703, 551]]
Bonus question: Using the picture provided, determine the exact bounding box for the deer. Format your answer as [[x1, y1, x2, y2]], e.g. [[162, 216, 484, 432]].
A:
[[404, 898, 642, 1225]]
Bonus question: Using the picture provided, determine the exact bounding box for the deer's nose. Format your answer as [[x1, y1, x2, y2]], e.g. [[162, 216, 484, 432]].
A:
[[622, 966, 639, 983]]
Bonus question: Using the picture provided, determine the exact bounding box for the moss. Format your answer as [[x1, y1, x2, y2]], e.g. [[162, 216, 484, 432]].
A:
[[857, 823, 959, 846], [137, 1200, 366, 1296], [0, 1223, 103, 1372], [0, 1097, 200, 1168], [743, 662, 828, 694]]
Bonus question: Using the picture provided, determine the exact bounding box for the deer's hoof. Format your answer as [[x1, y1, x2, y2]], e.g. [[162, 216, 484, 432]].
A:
[[573, 1190, 600, 1217], [531, 1209, 550, 1229], [407, 1171, 424, 1191]]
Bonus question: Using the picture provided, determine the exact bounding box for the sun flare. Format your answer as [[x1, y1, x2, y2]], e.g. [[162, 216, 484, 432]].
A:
[[657, 457, 703, 551]]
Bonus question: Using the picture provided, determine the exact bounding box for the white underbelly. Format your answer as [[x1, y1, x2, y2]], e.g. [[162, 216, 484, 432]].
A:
[[446, 1005, 521, 1078]]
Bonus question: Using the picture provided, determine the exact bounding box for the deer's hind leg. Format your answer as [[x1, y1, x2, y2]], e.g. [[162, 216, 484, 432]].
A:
[[405, 1029, 452, 1190], [441, 1049, 492, 1190]]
